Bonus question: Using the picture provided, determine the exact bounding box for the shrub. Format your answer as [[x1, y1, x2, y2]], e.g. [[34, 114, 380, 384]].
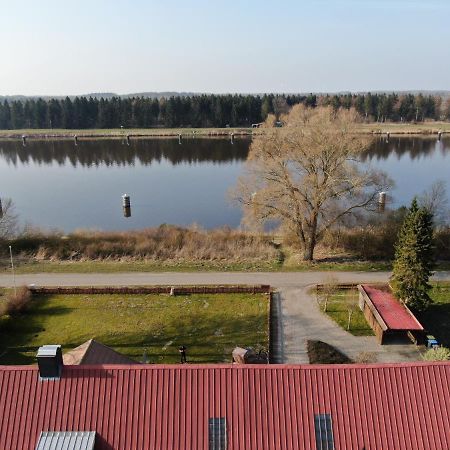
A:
[[422, 346, 450, 361], [4, 286, 32, 315]]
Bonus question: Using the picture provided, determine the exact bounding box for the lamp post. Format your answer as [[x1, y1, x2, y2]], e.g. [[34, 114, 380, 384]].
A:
[[9, 245, 16, 296]]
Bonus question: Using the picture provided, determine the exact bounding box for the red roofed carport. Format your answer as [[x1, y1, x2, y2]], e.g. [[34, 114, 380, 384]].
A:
[[358, 284, 425, 345]]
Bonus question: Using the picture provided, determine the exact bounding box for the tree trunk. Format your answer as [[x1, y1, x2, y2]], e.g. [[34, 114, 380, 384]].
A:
[[303, 245, 314, 261], [302, 217, 318, 261]]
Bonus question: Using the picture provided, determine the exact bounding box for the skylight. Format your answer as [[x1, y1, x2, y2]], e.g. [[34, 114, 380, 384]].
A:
[[209, 417, 227, 450], [314, 414, 334, 450]]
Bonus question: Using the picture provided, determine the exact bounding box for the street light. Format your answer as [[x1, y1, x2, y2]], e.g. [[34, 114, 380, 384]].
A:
[[9, 245, 16, 296]]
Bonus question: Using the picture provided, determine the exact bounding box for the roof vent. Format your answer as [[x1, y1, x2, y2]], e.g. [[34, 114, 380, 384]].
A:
[[37, 345, 63, 380]]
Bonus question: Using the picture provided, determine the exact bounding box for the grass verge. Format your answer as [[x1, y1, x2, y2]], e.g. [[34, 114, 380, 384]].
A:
[[1, 259, 395, 274], [0, 292, 269, 365]]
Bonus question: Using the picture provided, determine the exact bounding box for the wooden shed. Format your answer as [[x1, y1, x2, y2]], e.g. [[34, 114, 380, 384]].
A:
[[357, 284, 425, 345]]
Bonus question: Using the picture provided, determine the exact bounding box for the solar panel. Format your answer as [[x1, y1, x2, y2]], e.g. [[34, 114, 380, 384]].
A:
[[209, 417, 227, 450], [314, 414, 334, 450], [35, 431, 96, 450]]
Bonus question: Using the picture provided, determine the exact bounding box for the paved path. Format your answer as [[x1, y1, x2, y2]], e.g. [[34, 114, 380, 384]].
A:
[[2, 271, 449, 364]]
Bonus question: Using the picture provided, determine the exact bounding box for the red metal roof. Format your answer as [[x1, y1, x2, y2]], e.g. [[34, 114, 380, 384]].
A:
[[1, 362, 450, 450], [361, 284, 424, 331]]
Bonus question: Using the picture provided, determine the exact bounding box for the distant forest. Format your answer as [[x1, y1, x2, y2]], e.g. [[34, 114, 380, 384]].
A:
[[0, 93, 449, 129]]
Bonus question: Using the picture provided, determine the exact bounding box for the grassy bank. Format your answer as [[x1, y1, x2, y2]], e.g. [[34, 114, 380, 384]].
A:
[[0, 127, 253, 139], [0, 292, 269, 365], [0, 122, 449, 139], [2, 224, 449, 273]]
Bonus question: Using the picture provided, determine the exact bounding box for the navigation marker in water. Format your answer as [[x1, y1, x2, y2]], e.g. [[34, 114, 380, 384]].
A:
[[74, 135, 78, 146], [378, 191, 386, 213], [22, 135, 27, 147], [438, 131, 442, 141], [386, 132, 390, 143], [126, 135, 131, 146], [230, 132, 234, 144], [122, 194, 131, 217], [178, 134, 182, 145]]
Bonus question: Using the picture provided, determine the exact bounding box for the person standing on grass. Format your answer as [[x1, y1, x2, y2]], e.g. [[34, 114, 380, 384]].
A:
[[179, 345, 187, 363]]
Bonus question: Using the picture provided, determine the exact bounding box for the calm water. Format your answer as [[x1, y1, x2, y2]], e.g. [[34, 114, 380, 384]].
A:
[[0, 136, 449, 232]]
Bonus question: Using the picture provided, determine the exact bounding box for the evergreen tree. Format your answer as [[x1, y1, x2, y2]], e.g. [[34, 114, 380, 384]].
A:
[[391, 198, 435, 311]]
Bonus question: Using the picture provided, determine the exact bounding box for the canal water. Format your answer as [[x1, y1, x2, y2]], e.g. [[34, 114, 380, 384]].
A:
[[0, 136, 448, 232]]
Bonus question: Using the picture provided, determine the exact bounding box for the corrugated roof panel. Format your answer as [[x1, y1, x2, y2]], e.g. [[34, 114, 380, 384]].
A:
[[35, 431, 95, 450], [1, 363, 450, 450], [361, 285, 424, 330]]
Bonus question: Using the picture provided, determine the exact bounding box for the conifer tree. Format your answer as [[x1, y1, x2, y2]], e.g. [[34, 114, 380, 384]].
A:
[[391, 198, 434, 311]]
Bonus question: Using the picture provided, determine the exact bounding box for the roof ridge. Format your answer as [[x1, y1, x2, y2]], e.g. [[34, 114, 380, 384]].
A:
[[2, 361, 450, 371]]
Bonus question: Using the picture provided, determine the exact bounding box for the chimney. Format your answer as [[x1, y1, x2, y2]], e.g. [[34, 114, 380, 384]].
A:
[[37, 345, 63, 380]]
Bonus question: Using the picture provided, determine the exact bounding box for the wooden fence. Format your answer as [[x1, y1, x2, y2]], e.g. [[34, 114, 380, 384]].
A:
[[29, 285, 272, 296]]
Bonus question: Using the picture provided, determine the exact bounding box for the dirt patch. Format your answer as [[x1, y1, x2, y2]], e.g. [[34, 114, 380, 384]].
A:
[[307, 340, 353, 364]]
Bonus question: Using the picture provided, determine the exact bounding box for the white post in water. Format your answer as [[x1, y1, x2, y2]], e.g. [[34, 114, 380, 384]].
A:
[[230, 132, 234, 144], [386, 132, 390, 143], [178, 134, 182, 145], [9, 245, 17, 296], [122, 194, 131, 218], [74, 135, 78, 146], [122, 194, 131, 207], [378, 191, 386, 213], [22, 135, 27, 147], [438, 131, 442, 141]]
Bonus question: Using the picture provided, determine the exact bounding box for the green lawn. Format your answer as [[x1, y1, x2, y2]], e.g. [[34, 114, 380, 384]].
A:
[[416, 283, 450, 347], [321, 289, 374, 336], [0, 293, 269, 365]]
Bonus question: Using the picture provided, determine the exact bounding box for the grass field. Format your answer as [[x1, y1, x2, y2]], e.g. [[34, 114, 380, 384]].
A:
[[417, 282, 450, 347], [0, 292, 269, 365], [321, 289, 374, 336], [0, 122, 449, 139]]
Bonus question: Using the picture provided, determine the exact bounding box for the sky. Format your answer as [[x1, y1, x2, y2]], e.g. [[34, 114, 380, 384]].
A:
[[0, 0, 449, 96]]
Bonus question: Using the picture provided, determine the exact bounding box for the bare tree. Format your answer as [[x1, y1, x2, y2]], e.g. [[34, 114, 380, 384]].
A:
[[419, 180, 449, 227], [0, 198, 18, 239], [234, 105, 390, 260], [316, 275, 339, 312], [346, 298, 359, 331]]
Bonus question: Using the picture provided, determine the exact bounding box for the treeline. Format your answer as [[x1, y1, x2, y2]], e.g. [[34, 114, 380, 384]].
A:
[[0, 93, 449, 130]]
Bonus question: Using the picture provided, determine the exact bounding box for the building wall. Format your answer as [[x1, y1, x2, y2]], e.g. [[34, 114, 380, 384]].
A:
[[360, 298, 385, 344]]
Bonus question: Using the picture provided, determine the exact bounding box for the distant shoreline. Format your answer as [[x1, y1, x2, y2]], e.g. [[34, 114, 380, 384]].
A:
[[0, 122, 449, 140]]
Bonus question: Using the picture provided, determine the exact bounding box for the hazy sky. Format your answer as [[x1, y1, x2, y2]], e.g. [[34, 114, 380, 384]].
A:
[[0, 0, 449, 95]]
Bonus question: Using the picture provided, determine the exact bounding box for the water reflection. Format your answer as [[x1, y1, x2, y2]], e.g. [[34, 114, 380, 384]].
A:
[[363, 136, 450, 161], [0, 136, 448, 231], [0, 137, 249, 168]]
